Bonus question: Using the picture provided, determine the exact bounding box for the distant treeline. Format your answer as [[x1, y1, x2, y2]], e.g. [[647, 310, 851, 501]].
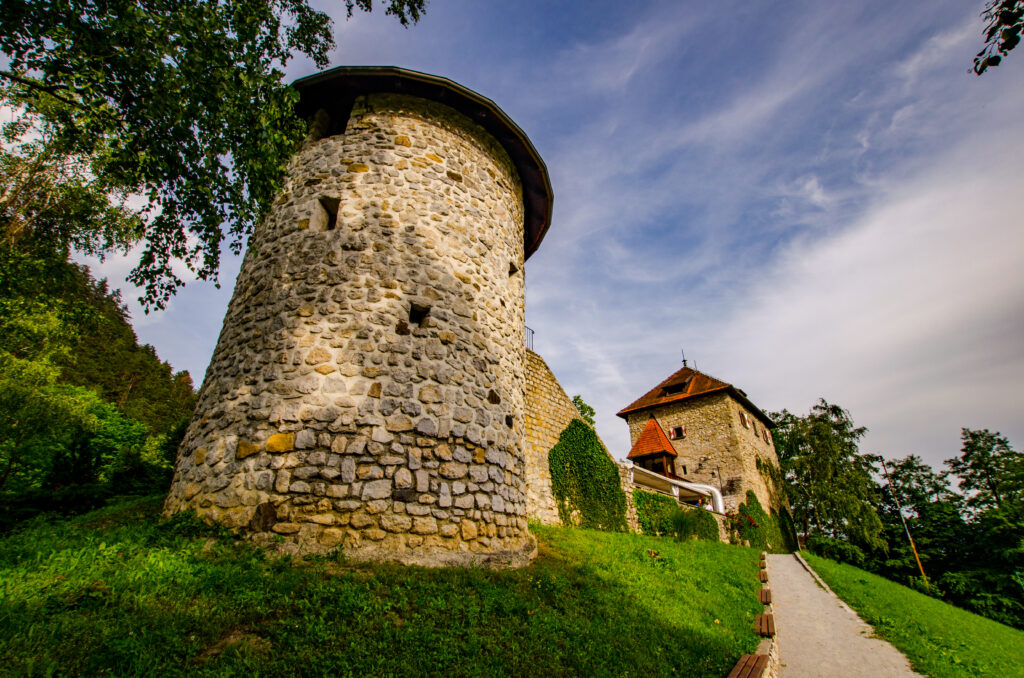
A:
[[771, 400, 1024, 629], [0, 242, 196, 528]]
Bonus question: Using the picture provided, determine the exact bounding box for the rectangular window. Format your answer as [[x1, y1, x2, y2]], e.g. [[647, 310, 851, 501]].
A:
[[669, 425, 686, 439]]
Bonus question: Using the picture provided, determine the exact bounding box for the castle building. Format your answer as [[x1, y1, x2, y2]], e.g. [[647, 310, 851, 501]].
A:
[[617, 365, 780, 512], [164, 66, 553, 567]]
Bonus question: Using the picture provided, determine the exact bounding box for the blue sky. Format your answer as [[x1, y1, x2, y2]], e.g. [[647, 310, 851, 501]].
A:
[[85, 0, 1024, 470]]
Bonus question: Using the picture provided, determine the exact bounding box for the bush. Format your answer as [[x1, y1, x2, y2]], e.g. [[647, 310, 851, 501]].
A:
[[0, 484, 113, 532], [634, 490, 677, 535], [732, 491, 789, 553], [548, 420, 627, 531], [671, 507, 720, 543], [807, 535, 866, 567]]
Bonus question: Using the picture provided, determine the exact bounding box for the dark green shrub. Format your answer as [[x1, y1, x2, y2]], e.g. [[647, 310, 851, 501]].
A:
[[671, 507, 720, 542], [0, 484, 113, 532], [634, 490, 676, 535], [548, 420, 627, 531], [807, 535, 866, 566]]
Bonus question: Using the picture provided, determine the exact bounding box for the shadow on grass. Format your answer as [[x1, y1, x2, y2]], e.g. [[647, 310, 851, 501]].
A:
[[0, 498, 760, 677]]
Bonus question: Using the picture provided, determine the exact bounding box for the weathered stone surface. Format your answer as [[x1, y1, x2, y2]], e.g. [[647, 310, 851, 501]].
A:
[[265, 433, 295, 454], [163, 87, 536, 566], [412, 516, 438, 534], [236, 441, 260, 460], [362, 479, 392, 500]]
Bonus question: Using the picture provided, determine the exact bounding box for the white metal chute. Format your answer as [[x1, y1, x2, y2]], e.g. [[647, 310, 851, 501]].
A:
[[626, 463, 726, 513]]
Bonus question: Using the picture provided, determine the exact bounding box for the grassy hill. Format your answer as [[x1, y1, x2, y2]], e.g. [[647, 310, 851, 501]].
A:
[[804, 552, 1024, 678], [0, 498, 763, 677]]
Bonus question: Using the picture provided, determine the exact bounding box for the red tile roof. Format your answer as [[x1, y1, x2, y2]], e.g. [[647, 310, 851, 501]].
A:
[[617, 366, 774, 428], [627, 417, 678, 460]]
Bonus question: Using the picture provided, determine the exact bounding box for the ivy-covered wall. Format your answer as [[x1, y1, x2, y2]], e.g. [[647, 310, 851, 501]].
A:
[[633, 490, 677, 535], [548, 419, 627, 531], [731, 490, 791, 553]]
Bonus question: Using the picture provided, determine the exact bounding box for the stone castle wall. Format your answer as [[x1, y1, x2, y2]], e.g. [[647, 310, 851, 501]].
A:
[[164, 92, 535, 566], [523, 350, 579, 524], [625, 393, 779, 512]]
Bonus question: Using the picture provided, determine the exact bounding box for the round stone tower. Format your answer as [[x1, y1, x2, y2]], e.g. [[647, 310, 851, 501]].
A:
[[164, 67, 553, 566]]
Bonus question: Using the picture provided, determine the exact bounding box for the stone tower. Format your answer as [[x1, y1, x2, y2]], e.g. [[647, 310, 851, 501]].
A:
[[164, 67, 553, 567]]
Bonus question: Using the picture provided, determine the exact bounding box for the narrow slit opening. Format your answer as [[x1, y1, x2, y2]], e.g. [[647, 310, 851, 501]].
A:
[[409, 303, 430, 326], [319, 196, 340, 231]]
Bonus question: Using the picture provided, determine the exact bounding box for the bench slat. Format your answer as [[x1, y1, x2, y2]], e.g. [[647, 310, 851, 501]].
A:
[[727, 653, 770, 678], [755, 613, 776, 637], [758, 588, 772, 604]]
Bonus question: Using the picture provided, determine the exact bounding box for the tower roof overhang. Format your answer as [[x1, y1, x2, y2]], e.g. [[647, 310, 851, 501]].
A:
[[292, 65, 554, 260]]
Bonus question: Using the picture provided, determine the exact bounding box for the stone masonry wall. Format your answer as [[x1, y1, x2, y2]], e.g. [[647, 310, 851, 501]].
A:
[[523, 350, 578, 524], [164, 93, 535, 566], [625, 393, 780, 512]]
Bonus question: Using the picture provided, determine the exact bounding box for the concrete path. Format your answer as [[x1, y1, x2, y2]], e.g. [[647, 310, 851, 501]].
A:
[[768, 554, 922, 678]]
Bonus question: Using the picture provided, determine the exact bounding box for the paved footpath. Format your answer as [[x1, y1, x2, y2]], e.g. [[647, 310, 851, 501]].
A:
[[768, 554, 921, 678]]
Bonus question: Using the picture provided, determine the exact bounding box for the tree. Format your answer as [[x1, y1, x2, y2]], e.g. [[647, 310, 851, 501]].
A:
[[0, 0, 426, 308], [883, 454, 956, 514], [572, 394, 596, 427], [770, 400, 885, 550], [1, 90, 140, 256], [975, 0, 1024, 74], [947, 428, 1024, 515]]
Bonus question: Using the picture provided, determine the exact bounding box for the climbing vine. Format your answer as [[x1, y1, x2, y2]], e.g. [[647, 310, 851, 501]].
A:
[[730, 490, 788, 553], [548, 419, 627, 531], [756, 456, 787, 508]]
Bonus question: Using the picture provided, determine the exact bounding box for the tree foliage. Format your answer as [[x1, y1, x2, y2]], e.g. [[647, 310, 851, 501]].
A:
[[770, 399, 885, 551], [0, 0, 426, 308], [548, 419, 627, 531], [975, 0, 1024, 74], [0, 238, 195, 500], [946, 428, 1024, 514], [571, 394, 596, 427], [798, 429, 1024, 629]]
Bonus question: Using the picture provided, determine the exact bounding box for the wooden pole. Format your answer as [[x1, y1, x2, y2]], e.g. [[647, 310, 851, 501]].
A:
[[881, 459, 930, 592]]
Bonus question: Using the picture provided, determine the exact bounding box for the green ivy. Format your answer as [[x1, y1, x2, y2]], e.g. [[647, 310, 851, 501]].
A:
[[732, 491, 789, 553], [634, 490, 677, 535], [756, 456, 786, 507], [548, 419, 627, 531]]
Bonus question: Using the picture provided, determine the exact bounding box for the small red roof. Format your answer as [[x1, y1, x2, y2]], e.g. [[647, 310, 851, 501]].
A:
[[617, 366, 774, 428], [627, 418, 678, 460]]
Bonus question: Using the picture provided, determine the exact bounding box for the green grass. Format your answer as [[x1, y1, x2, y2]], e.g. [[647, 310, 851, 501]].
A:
[[803, 552, 1024, 678], [0, 496, 763, 677]]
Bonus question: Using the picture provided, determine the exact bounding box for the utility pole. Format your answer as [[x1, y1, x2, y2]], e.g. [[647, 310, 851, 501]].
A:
[[881, 459, 930, 592]]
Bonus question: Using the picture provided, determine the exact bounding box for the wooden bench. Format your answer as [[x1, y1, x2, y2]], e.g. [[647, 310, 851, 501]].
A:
[[726, 653, 769, 678], [758, 570, 768, 583], [758, 588, 772, 604], [755, 613, 776, 637]]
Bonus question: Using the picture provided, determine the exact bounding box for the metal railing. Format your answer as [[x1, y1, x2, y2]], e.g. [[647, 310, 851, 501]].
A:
[[525, 325, 534, 351]]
